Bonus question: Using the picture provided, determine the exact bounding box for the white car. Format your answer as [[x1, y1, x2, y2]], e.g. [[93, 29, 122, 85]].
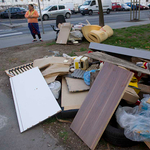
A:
[[121, 4, 131, 11], [41, 5, 71, 21]]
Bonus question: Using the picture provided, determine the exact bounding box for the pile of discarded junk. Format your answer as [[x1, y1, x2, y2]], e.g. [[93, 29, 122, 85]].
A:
[[5, 41, 150, 149], [5, 19, 150, 149], [51, 15, 113, 45]]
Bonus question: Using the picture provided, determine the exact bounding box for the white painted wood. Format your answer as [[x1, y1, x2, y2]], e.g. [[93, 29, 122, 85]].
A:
[[10, 67, 61, 133]]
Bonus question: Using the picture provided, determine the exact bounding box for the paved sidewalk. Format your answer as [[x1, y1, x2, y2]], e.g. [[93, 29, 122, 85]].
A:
[[0, 19, 149, 49], [0, 89, 64, 150]]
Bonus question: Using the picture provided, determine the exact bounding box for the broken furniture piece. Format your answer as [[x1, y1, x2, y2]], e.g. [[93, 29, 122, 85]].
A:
[[10, 67, 61, 132], [56, 22, 72, 44], [5, 63, 33, 77], [70, 62, 133, 150]]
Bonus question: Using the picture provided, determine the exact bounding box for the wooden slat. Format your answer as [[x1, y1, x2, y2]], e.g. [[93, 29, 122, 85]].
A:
[[84, 52, 150, 75], [89, 42, 150, 60], [70, 62, 133, 150]]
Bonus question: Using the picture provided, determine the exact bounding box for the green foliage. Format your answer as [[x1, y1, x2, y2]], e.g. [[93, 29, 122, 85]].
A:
[[103, 24, 150, 50]]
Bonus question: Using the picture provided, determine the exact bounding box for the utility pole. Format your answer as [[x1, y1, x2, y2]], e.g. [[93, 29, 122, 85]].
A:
[[8, 6, 12, 25], [97, 0, 104, 27], [37, 0, 44, 34]]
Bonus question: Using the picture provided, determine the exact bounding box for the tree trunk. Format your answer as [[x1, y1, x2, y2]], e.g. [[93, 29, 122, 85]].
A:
[[97, 0, 104, 26]]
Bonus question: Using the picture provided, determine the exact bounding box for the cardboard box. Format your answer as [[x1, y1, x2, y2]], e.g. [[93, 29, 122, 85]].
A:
[[122, 87, 139, 103]]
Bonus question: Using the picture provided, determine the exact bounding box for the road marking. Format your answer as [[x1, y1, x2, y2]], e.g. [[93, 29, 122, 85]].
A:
[[0, 32, 23, 37], [0, 115, 8, 130]]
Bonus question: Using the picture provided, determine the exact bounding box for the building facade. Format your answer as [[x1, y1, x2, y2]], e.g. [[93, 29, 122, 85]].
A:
[[0, 0, 149, 9]]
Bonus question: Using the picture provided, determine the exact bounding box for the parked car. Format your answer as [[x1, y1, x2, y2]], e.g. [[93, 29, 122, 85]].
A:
[[148, 3, 150, 9], [40, 5, 71, 21], [121, 4, 131, 11], [0, 7, 27, 19], [80, 0, 111, 15], [126, 2, 136, 10], [112, 3, 122, 11], [141, 4, 149, 10]]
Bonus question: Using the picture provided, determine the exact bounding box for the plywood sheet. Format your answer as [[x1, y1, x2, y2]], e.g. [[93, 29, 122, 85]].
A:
[[70, 62, 133, 150], [10, 67, 61, 133], [84, 52, 150, 75], [61, 78, 88, 110], [65, 77, 90, 92], [89, 42, 150, 60]]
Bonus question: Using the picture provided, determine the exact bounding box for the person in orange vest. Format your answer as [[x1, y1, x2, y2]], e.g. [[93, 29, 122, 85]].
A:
[[25, 4, 43, 42]]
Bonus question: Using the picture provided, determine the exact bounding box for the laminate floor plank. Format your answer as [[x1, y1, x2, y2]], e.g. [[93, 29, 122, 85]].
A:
[[70, 62, 133, 150]]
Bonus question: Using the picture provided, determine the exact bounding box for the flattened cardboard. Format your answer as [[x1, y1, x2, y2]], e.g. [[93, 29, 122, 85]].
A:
[[33, 57, 72, 69], [56, 23, 72, 44], [42, 64, 69, 77], [65, 77, 90, 92], [61, 78, 88, 110]]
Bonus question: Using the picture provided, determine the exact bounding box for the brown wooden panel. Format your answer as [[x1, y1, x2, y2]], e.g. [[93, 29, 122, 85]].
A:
[[84, 52, 150, 75], [70, 62, 133, 150]]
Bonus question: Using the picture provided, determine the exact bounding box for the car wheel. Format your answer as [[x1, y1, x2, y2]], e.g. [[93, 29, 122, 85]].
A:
[[43, 14, 49, 21], [114, 8, 117, 11], [81, 13, 85, 16], [103, 115, 138, 147], [65, 13, 71, 19], [106, 9, 110, 14], [88, 10, 93, 15], [123, 8, 125, 11]]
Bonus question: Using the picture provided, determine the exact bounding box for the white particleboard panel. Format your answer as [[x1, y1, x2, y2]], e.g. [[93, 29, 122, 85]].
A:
[[10, 67, 61, 133]]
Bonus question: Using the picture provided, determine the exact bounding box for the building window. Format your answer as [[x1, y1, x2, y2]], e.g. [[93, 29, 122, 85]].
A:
[[31, 0, 33, 2], [2, 0, 4, 2], [15, 0, 17, 2]]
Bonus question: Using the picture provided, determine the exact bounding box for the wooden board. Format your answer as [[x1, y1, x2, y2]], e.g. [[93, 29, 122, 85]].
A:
[[61, 78, 88, 110], [145, 141, 150, 149], [65, 77, 90, 92], [10, 67, 61, 132], [89, 42, 150, 60], [84, 52, 150, 75], [70, 62, 133, 150]]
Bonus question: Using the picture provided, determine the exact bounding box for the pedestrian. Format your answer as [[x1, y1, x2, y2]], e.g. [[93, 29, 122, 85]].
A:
[[25, 4, 43, 42]]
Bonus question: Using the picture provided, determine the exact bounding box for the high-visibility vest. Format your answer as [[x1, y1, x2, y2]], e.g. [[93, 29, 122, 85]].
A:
[[28, 10, 35, 16]]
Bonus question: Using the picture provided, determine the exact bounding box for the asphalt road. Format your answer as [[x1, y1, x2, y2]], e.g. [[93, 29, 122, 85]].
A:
[[0, 10, 149, 38]]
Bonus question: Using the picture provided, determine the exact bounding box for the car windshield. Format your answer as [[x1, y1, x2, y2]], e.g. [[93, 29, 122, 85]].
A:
[[20, 8, 26, 10], [83, 1, 91, 6], [43, 6, 52, 11]]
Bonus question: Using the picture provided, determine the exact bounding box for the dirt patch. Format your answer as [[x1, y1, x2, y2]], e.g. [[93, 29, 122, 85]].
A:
[[0, 41, 149, 150]]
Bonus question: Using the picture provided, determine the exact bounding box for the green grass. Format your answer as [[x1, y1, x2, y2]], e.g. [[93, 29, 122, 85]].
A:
[[44, 116, 57, 124], [59, 129, 68, 142], [45, 41, 56, 46], [80, 47, 87, 52], [103, 24, 150, 50], [68, 50, 76, 56]]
